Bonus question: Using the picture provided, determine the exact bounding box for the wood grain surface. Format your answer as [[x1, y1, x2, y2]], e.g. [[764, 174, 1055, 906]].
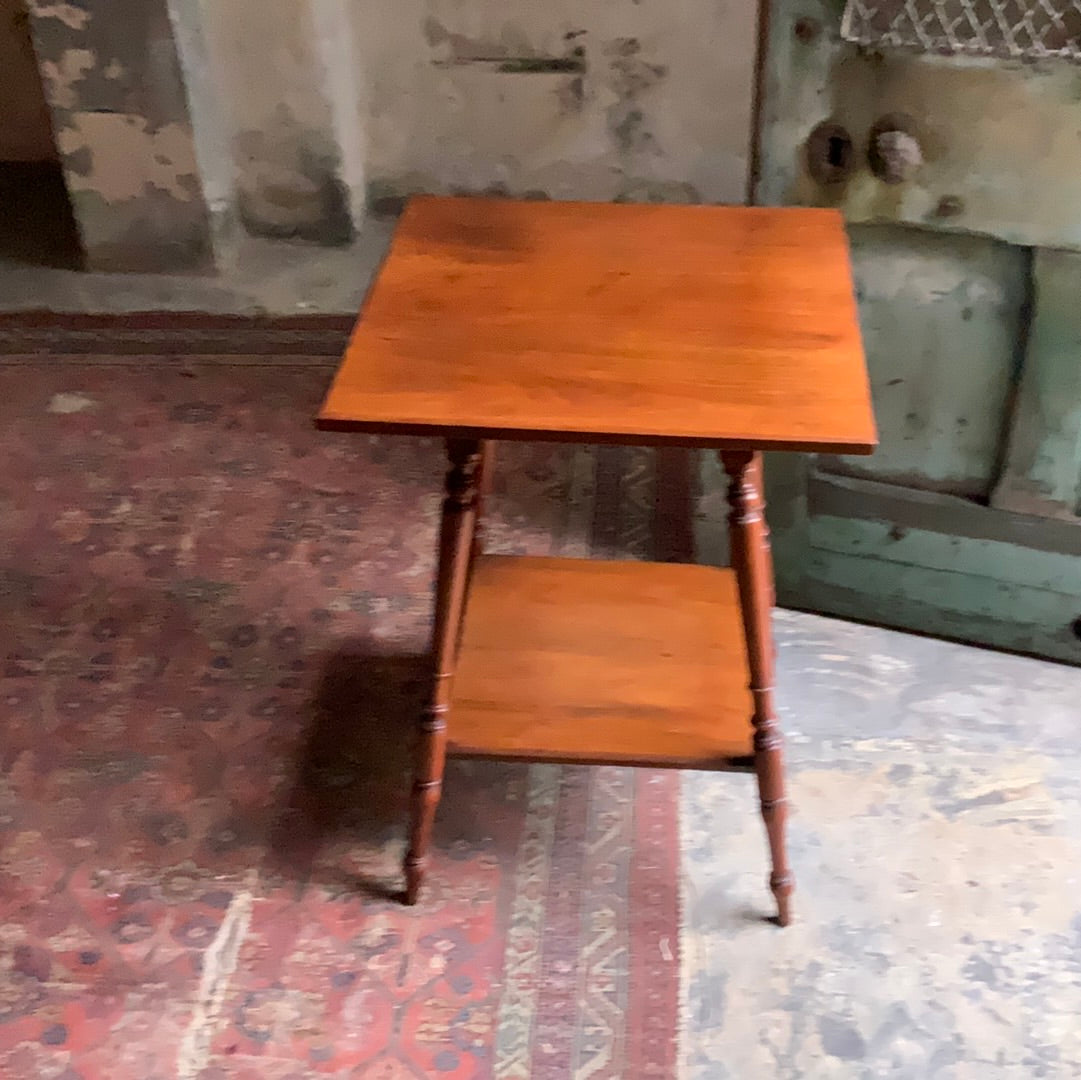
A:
[[319, 196, 875, 453], [447, 556, 756, 769]]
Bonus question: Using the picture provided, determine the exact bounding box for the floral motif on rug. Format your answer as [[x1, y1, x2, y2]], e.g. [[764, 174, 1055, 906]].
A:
[[0, 329, 682, 1078]]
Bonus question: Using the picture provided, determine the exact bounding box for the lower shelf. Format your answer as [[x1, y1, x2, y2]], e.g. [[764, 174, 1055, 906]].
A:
[[447, 556, 755, 770]]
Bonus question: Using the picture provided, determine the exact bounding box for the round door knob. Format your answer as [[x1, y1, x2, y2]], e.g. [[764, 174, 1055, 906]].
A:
[[869, 115, 923, 185]]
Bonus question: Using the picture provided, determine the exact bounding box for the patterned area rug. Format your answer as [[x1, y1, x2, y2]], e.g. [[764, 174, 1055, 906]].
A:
[[0, 316, 684, 1078]]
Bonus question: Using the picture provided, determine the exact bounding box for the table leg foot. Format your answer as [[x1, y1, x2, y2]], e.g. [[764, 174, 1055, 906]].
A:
[[721, 449, 794, 929], [760, 765, 794, 927], [403, 771, 441, 905], [403, 859, 424, 906], [772, 874, 794, 927]]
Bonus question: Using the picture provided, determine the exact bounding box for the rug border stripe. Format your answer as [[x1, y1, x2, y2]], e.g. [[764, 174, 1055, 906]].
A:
[[493, 763, 562, 1079]]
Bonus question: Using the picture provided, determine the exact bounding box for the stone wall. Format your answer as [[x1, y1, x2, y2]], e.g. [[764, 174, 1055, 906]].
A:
[[357, 0, 757, 209], [25, 0, 214, 271], [19, 0, 759, 271]]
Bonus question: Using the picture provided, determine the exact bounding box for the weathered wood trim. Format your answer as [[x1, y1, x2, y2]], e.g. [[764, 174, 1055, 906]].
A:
[[992, 247, 1081, 520], [809, 471, 1081, 557]]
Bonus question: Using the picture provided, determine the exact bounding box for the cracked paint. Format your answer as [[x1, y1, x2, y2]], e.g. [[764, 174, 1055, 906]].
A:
[[358, 1, 756, 207], [57, 115, 201, 202], [25, 0, 213, 271], [38, 46, 94, 109], [20, 1, 757, 264], [761, 0, 1081, 251], [27, 0, 89, 30]]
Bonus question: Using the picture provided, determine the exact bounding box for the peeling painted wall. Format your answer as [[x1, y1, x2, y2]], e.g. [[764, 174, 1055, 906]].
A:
[[760, 0, 1081, 251], [757, 1, 1081, 662], [356, 0, 756, 208], [194, 0, 362, 245], [26, 0, 213, 271], [828, 226, 1028, 500], [993, 249, 1081, 521], [18, 0, 758, 266], [177, 0, 756, 244]]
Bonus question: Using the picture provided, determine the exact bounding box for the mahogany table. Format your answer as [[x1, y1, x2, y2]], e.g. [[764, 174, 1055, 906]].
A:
[[319, 195, 875, 926]]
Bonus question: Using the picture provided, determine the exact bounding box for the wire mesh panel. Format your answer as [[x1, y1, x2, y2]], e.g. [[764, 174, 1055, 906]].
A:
[[841, 0, 1081, 60]]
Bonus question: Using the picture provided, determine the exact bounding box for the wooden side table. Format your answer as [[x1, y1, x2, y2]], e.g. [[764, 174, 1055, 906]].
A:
[[319, 196, 875, 926]]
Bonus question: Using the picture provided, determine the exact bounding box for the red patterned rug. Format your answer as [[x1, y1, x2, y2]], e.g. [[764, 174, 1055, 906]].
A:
[[0, 316, 682, 1078]]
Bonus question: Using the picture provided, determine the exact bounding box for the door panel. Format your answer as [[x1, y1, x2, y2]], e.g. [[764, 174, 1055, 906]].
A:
[[824, 226, 1027, 499], [761, 454, 1081, 662], [757, 0, 1081, 663], [993, 248, 1081, 520], [760, 0, 1081, 250]]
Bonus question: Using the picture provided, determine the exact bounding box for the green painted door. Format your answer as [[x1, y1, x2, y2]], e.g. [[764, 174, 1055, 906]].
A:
[[752, 1, 1081, 663]]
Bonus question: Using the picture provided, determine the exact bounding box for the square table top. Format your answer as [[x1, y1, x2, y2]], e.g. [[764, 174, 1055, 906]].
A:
[[318, 196, 876, 453]]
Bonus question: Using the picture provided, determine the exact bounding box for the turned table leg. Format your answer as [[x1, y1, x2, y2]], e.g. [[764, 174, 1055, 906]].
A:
[[404, 438, 482, 905], [473, 440, 495, 562], [459, 441, 494, 655], [720, 450, 794, 926]]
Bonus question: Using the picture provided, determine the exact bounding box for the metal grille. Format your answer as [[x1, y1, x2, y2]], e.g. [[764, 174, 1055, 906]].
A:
[[841, 0, 1081, 60]]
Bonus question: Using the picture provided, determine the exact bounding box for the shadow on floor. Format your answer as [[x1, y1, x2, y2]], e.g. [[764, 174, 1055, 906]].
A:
[[268, 641, 429, 901]]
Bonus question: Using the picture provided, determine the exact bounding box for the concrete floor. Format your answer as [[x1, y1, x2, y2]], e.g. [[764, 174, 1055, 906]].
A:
[[0, 220, 395, 316], [682, 613, 1081, 1079]]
